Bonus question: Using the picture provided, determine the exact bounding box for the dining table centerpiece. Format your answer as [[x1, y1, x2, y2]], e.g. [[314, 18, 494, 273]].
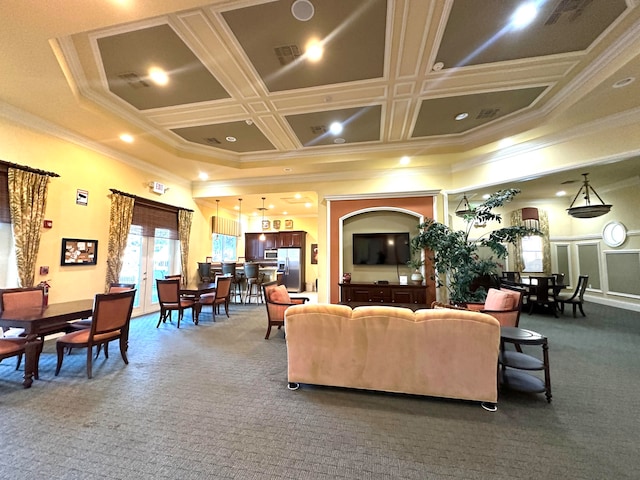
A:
[[410, 189, 540, 305]]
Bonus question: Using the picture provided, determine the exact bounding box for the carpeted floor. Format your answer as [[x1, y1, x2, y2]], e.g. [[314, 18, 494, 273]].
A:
[[1, 301, 639, 479]]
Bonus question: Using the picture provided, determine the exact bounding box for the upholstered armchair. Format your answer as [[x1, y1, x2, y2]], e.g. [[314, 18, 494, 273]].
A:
[[262, 281, 309, 339], [466, 287, 524, 328]]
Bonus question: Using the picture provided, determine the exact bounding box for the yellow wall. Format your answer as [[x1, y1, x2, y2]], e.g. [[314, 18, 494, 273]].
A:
[[0, 118, 211, 303]]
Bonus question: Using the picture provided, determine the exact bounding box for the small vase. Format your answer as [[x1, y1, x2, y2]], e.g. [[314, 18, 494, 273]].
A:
[[411, 270, 423, 285], [342, 272, 352, 284]]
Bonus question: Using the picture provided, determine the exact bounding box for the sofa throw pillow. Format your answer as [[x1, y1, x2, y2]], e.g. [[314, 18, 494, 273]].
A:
[[484, 288, 515, 311], [270, 285, 291, 304]]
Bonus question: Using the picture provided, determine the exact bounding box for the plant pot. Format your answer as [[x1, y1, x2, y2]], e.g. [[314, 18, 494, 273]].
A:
[[411, 271, 423, 284]]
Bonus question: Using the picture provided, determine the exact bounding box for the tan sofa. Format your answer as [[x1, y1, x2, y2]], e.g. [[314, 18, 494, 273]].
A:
[[284, 304, 501, 408]]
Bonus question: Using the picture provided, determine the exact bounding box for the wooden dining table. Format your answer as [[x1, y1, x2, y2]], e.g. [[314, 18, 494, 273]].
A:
[[0, 298, 94, 388], [180, 281, 217, 324]]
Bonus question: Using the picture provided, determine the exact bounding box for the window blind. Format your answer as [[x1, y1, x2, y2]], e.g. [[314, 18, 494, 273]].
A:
[[212, 216, 240, 237], [130, 202, 179, 239]]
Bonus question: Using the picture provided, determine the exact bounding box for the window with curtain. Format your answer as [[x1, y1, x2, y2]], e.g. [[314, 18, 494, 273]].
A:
[[521, 235, 544, 272], [0, 169, 19, 288]]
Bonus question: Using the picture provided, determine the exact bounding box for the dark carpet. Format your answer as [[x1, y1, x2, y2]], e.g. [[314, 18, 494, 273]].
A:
[[1, 301, 638, 479]]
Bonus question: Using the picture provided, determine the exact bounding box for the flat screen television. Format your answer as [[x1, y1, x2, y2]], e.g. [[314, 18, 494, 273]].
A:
[[352, 232, 411, 265]]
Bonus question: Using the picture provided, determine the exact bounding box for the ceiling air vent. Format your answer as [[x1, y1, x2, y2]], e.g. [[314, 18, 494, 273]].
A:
[[204, 137, 221, 145], [274, 45, 302, 66], [310, 125, 327, 134], [117, 72, 150, 89], [476, 108, 501, 120], [545, 0, 592, 25]]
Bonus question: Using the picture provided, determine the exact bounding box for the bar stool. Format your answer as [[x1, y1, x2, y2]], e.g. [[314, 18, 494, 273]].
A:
[[222, 263, 243, 304], [245, 271, 265, 304]]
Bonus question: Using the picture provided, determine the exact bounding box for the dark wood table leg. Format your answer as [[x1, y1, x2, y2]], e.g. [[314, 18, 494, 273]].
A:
[[22, 334, 40, 388], [542, 340, 552, 403]]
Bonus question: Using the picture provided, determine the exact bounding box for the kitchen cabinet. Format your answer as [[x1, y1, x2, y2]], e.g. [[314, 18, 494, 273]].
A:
[[245, 231, 306, 261], [278, 231, 305, 248]]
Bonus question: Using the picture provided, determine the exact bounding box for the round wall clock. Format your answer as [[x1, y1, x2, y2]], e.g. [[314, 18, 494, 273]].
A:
[[602, 221, 627, 248]]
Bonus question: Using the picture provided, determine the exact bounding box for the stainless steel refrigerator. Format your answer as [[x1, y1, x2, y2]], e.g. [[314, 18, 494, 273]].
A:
[[277, 248, 303, 292]]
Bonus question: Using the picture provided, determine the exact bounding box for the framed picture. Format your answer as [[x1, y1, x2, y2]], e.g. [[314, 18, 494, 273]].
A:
[[273, 219, 281, 230], [205, 256, 213, 263], [76, 189, 88, 206], [262, 219, 270, 230], [60, 238, 98, 266], [311, 244, 318, 264], [285, 219, 294, 229]]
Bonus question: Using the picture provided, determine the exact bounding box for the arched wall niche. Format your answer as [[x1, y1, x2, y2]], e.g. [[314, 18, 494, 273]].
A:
[[327, 196, 436, 304]]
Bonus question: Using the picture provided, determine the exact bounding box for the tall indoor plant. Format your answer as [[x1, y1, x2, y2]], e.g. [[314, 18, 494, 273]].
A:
[[410, 189, 539, 304]]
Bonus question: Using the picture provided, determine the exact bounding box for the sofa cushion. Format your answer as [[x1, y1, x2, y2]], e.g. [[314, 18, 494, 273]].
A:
[[270, 285, 291, 304], [484, 288, 515, 311]]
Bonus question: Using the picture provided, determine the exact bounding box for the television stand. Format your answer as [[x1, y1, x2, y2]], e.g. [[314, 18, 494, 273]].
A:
[[339, 282, 429, 307]]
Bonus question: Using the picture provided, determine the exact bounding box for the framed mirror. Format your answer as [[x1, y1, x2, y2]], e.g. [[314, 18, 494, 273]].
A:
[[602, 221, 626, 248]]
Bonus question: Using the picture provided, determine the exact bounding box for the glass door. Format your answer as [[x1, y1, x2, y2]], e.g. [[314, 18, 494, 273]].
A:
[[120, 234, 179, 317]]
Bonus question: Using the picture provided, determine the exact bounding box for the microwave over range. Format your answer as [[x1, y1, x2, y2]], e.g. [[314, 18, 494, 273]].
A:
[[264, 249, 278, 260]]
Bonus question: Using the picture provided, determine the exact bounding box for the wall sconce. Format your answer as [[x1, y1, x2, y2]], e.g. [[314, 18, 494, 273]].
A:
[[567, 173, 612, 219]]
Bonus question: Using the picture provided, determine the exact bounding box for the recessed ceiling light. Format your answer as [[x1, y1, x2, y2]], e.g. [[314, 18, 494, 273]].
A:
[[482, 194, 490, 200], [294, 193, 302, 199], [613, 77, 635, 88], [226, 136, 237, 142], [433, 62, 444, 71], [198, 172, 208, 180], [268, 204, 275, 209], [555, 190, 566, 197], [284, 167, 292, 172], [283, 211, 288, 215], [148, 67, 169, 86], [334, 138, 345, 144], [511, 2, 538, 29], [455, 112, 469, 121], [329, 122, 343, 135], [400, 156, 410, 165], [119, 133, 134, 143], [305, 39, 323, 62], [305, 202, 311, 208]]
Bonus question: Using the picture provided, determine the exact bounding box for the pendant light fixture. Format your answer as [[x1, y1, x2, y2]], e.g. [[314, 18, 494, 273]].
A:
[[258, 197, 267, 241], [213, 199, 220, 239], [237, 198, 242, 237], [567, 173, 612, 219], [455, 194, 474, 218]]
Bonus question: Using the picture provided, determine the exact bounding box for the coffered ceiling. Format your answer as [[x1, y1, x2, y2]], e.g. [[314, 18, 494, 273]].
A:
[[2, 0, 640, 215]]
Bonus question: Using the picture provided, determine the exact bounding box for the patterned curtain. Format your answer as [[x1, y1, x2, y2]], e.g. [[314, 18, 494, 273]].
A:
[[105, 193, 134, 291], [8, 168, 49, 287], [510, 209, 525, 273], [510, 208, 551, 274], [178, 209, 193, 285]]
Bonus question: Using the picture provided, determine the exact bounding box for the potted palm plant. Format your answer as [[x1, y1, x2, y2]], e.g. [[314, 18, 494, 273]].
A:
[[410, 189, 539, 305]]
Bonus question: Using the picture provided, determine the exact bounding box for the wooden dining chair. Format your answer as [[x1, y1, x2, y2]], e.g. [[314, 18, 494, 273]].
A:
[[0, 287, 48, 370], [55, 290, 135, 379], [156, 278, 195, 328], [198, 276, 232, 321], [0, 337, 29, 377], [527, 276, 558, 317], [557, 275, 589, 317]]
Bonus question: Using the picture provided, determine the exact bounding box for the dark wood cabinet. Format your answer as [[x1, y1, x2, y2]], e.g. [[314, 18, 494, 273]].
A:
[[245, 231, 306, 261], [278, 231, 305, 248], [244, 233, 263, 262], [339, 282, 428, 306]]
